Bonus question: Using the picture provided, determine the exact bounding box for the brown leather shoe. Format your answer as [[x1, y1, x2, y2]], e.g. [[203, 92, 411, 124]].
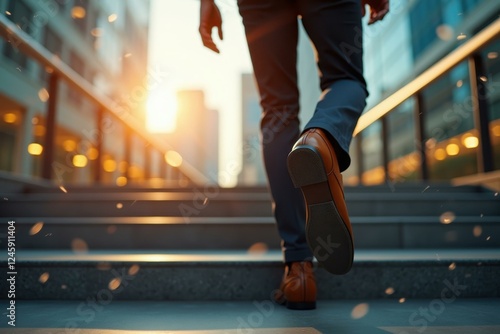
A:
[[287, 128, 354, 275], [273, 261, 316, 310]]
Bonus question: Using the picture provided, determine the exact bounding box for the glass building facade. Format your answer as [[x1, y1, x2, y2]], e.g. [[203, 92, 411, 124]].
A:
[[0, 0, 160, 185], [0, 0, 498, 188], [344, 0, 500, 186]]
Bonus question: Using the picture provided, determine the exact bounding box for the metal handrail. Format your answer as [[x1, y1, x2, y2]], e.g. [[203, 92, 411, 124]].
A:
[[354, 17, 500, 136], [0, 14, 210, 185]]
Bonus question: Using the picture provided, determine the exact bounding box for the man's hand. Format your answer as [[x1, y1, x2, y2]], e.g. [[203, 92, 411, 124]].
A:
[[362, 0, 389, 25], [199, 0, 223, 53]]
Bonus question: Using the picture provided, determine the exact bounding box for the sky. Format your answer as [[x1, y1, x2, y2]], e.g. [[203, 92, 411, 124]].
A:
[[147, 0, 253, 186]]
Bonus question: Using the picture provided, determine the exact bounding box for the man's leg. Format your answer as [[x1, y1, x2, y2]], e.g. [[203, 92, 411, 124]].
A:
[[238, 0, 316, 310], [299, 0, 368, 171], [237, 0, 312, 264], [286, 0, 368, 275]]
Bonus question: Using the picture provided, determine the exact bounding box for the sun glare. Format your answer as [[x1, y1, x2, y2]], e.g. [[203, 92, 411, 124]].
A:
[[146, 88, 178, 133]]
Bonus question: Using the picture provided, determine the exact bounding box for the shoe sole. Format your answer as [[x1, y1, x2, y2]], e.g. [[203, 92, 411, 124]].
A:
[[287, 145, 353, 275]]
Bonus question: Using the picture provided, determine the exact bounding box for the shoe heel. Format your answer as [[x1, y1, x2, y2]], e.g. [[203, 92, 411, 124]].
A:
[[287, 145, 327, 188], [286, 301, 316, 310]]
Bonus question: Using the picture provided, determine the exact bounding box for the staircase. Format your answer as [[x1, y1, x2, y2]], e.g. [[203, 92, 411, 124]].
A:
[[1, 182, 499, 302]]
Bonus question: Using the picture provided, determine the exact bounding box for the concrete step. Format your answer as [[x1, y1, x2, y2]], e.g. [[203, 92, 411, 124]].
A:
[[5, 216, 500, 250], [2, 299, 500, 333], [1, 249, 499, 301], [0, 192, 273, 217], [346, 183, 487, 193], [1, 191, 499, 218], [346, 192, 500, 216], [16, 182, 487, 194]]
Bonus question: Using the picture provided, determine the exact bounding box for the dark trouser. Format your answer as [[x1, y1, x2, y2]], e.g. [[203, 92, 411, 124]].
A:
[[238, 0, 368, 263]]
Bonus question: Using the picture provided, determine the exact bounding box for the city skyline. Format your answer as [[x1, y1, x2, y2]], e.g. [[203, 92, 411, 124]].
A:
[[0, 0, 498, 187], [148, 0, 252, 187]]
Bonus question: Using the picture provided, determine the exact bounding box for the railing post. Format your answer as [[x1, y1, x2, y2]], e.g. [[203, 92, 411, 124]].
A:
[[381, 117, 390, 182], [93, 108, 103, 183], [469, 54, 494, 173], [355, 133, 364, 185], [144, 144, 151, 180], [160, 151, 167, 181], [414, 93, 429, 181], [41, 73, 59, 180], [124, 129, 131, 180]]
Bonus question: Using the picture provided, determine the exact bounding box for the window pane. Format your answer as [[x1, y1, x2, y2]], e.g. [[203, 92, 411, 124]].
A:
[[423, 62, 479, 180], [387, 98, 420, 182], [67, 51, 85, 105], [31, 114, 46, 178], [2, 0, 33, 69], [481, 38, 500, 170], [361, 121, 385, 185], [0, 96, 24, 173], [345, 136, 360, 186], [39, 28, 63, 82], [72, 0, 90, 36]]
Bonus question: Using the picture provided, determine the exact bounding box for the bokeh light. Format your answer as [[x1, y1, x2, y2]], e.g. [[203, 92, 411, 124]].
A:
[[440, 211, 456, 224], [3, 113, 17, 124], [27, 143, 43, 156], [351, 303, 369, 319], [71, 6, 86, 19], [128, 264, 140, 276], [38, 88, 49, 102], [165, 150, 183, 167], [71, 238, 89, 253], [39, 272, 50, 284], [29, 222, 44, 236], [108, 278, 121, 291], [72, 154, 88, 167]]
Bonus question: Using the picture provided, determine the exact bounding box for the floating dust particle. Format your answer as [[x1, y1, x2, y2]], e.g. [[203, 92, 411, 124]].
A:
[[351, 303, 369, 319], [439, 212, 455, 224], [39, 272, 50, 284], [29, 222, 44, 236]]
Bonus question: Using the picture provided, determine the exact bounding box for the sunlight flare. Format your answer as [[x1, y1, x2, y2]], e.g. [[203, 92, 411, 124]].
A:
[[146, 88, 178, 133]]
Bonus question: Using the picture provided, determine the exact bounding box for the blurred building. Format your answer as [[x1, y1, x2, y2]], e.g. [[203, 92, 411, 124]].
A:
[[172, 89, 219, 183], [238, 0, 499, 188], [343, 0, 500, 186], [239, 73, 266, 185], [239, 0, 500, 185], [0, 0, 152, 184]]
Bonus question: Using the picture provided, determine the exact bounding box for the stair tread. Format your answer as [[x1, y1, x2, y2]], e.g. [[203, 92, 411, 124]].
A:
[[9, 215, 500, 224], [5, 299, 500, 333], [1, 191, 498, 202], [7, 249, 500, 301], [10, 249, 500, 263], [9, 182, 486, 193], [0, 192, 270, 201]]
